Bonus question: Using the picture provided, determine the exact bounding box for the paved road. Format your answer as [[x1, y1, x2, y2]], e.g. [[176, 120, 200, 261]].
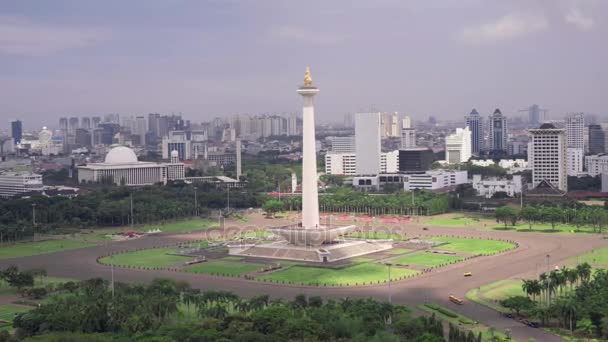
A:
[[1, 220, 605, 341]]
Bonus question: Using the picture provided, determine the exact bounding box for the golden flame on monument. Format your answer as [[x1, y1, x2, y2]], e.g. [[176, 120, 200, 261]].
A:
[[303, 66, 313, 86]]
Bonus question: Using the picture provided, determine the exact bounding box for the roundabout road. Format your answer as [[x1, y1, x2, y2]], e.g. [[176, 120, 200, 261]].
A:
[[1, 220, 606, 342]]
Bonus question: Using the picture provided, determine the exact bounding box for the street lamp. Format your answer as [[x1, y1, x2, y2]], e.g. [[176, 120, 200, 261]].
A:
[[386, 262, 393, 304], [31, 203, 36, 242], [193, 186, 198, 217]]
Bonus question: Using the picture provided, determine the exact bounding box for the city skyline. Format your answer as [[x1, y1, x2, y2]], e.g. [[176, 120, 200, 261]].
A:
[[1, 1, 606, 126]]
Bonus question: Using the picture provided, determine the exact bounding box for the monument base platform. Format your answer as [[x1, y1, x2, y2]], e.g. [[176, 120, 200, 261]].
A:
[[228, 239, 393, 263]]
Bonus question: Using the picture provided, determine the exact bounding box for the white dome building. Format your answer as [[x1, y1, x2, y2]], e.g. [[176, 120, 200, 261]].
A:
[[104, 146, 139, 164], [78, 146, 185, 186]]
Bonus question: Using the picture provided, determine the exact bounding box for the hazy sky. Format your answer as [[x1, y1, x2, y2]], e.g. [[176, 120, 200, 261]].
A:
[[0, 0, 606, 129]]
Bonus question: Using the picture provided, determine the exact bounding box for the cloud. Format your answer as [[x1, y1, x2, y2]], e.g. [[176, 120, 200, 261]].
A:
[[564, 7, 594, 31], [0, 16, 110, 56], [458, 13, 548, 45], [273, 26, 347, 45]]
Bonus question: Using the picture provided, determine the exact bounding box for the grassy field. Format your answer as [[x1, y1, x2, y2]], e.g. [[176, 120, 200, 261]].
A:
[[387, 248, 413, 255], [418, 303, 510, 341], [0, 276, 75, 296], [492, 223, 597, 234], [0, 239, 95, 260], [99, 248, 191, 268], [257, 263, 419, 286], [184, 260, 264, 276], [347, 232, 405, 240], [429, 237, 515, 255], [425, 216, 481, 227], [0, 304, 31, 330], [392, 253, 464, 267], [142, 218, 218, 234], [567, 245, 608, 268], [465, 279, 524, 313]]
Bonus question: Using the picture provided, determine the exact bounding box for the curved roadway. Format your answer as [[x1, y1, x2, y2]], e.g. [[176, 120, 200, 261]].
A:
[[1, 219, 606, 341]]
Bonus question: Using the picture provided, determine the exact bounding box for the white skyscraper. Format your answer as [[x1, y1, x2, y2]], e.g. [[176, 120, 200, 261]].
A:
[[402, 115, 411, 129], [529, 123, 567, 191], [400, 128, 416, 148], [566, 113, 585, 150], [445, 127, 472, 164], [355, 113, 381, 175]]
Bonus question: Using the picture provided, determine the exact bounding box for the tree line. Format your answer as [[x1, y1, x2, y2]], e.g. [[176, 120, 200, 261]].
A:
[[495, 203, 608, 232], [5, 275, 477, 342], [0, 184, 267, 244]]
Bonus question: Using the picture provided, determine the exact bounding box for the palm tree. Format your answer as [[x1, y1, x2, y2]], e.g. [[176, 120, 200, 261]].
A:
[[539, 273, 548, 304], [565, 268, 578, 292], [576, 262, 592, 283]]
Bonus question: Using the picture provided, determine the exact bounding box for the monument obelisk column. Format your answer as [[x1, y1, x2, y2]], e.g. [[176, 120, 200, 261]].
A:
[[297, 67, 320, 229]]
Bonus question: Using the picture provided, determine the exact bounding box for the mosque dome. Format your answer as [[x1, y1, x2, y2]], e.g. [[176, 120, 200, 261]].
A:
[[105, 146, 138, 164], [170, 150, 179, 158]]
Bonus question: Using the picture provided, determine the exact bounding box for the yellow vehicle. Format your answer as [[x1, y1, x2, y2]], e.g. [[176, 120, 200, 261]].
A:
[[463, 272, 472, 277]]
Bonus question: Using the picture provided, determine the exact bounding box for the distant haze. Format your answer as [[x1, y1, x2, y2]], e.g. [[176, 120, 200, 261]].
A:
[[0, 0, 606, 128]]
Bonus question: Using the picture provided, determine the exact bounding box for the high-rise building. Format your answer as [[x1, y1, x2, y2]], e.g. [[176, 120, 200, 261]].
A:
[[148, 113, 161, 138], [135, 116, 147, 146], [445, 127, 472, 164], [81, 117, 91, 130], [400, 128, 416, 149], [10, 120, 22, 145], [75, 128, 92, 147], [327, 136, 355, 153], [380, 112, 399, 138], [488, 109, 507, 153], [588, 124, 605, 154], [566, 113, 585, 150], [527, 104, 542, 128], [398, 148, 435, 172], [528, 123, 567, 191], [489, 108, 507, 152], [465, 109, 483, 155], [355, 113, 381, 175], [567, 148, 583, 176], [92, 116, 101, 128], [402, 115, 411, 129]]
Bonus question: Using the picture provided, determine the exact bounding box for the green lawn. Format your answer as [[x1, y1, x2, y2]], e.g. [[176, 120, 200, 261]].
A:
[[392, 253, 464, 267], [492, 223, 597, 234], [426, 216, 480, 227], [387, 249, 413, 255], [568, 245, 608, 268], [143, 218, 218, 234], [257, 263, 419, 286], [482, 279, 525, 300], [0, 239, 95, 260], [0, 304, 31, 329], [184, 260, 264, 276], [428, 237, 515, 255], [465, 279, 524, 314], [418, 303, 510, 341], [0, 276, 75, 296], [99, 248, 191, 268], [347, 232, 405, 240]]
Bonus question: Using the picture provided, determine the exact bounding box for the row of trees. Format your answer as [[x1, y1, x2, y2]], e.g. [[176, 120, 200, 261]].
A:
[[274, 188, 450, 216], [495, 204, 608, 232], [0, 185, 268, 244], [501, 263, 608, 339], [11, 277, 473, 341]]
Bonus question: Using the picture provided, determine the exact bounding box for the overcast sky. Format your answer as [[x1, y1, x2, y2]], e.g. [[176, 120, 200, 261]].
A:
[[0, 0, 606, 129]]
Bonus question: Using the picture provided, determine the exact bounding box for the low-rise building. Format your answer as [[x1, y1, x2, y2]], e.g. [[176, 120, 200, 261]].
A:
[[402, 170, 468, 191], [0, 171, 44, 198], [586, 154, 608, 177], [324, 150, 399, 176], [472, 174, 522, 198], [78, 146, 184, 186]]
